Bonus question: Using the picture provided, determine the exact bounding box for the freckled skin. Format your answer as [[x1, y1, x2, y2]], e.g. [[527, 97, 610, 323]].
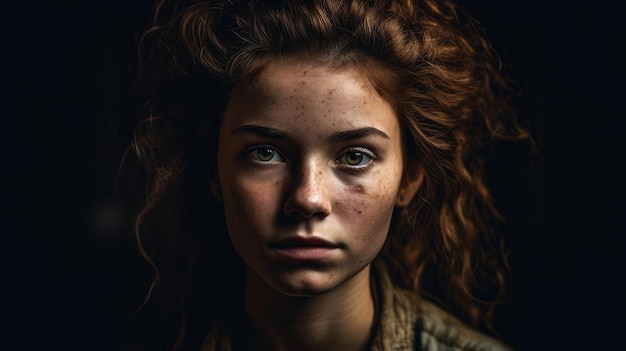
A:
[[214, 60, 407, 296]]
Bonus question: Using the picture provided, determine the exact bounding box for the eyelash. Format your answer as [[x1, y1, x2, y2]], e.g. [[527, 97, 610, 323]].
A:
[[245, 145, 378, 169]]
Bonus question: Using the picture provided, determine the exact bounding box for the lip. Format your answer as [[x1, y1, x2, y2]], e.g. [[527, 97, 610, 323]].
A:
[[269, 236, 341, 261]]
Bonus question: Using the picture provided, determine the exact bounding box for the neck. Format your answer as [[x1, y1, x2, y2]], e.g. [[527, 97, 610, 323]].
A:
[[244, 266, 375, 351]]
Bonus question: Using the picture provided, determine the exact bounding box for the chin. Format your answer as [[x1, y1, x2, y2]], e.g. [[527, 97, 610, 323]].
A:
[[267, 269, 346, 297]]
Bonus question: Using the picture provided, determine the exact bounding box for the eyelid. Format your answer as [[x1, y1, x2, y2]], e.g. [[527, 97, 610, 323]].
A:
[[344, 146, 378, 159]]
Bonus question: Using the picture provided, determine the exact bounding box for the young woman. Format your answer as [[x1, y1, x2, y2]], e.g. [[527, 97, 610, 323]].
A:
[[121, 0, 531, 350]]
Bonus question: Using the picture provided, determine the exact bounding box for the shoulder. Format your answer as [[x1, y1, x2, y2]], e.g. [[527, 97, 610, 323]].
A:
[[393, 289, 514, 351]]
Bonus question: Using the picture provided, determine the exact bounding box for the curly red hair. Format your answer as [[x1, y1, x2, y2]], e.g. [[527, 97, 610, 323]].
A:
[[124, 0, 531, 348]]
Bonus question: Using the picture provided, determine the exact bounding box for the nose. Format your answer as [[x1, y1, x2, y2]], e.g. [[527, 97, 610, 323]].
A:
[[283, 160, 332, 219]]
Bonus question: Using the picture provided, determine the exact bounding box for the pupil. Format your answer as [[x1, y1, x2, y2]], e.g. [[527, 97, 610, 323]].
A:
[[259, 149, 274, 161], [347, 152, 363, 165]]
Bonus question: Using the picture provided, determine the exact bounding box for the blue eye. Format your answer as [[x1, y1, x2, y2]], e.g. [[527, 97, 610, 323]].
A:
[[249, 147, 283, 162], [336, 149, 374, 167]]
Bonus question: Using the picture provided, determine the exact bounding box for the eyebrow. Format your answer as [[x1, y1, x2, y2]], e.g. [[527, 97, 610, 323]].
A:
[[231, 125, 390, 142], [328, 128, 390, 143], [231, 125, 290, 139]]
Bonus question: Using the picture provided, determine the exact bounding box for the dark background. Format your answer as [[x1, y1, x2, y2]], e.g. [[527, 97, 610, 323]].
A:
[[2, 1, 624, 350]]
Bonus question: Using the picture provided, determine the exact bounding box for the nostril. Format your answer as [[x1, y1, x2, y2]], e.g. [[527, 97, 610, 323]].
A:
[[283, 192, 331, 219]]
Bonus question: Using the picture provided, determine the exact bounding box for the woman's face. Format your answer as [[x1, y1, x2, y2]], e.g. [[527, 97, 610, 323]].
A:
[[213, 59, 417, 296]]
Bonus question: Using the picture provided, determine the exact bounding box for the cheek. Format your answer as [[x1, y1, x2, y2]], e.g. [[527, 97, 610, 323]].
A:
[[362, 166, 402, 211], [345, 175, 400, 246], [344, 195, 395, 268], [222, 176, 282, 236], [361, 194, 396, 235], [221, 180, 279, 264]]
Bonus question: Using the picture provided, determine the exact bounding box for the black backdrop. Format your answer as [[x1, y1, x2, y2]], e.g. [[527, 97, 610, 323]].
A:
[[3, 1, 625, 350]]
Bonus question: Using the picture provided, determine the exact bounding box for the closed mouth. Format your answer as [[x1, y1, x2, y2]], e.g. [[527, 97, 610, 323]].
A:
[[269, 236, 340, 249]]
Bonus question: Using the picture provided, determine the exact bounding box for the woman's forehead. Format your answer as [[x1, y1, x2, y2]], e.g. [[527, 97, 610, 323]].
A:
[[222, 60, 401, 139]]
